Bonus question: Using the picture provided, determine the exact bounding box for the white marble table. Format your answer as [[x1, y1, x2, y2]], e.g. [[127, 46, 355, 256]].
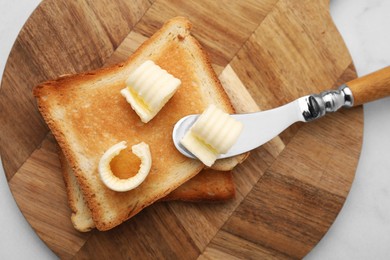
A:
[[0, 0, 389, 259]]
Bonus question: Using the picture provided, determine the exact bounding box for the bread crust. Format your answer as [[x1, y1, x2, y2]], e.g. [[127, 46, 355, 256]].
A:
[[59, 151, 95, 232], [60, 150, 236, 232], [34, 17, 247, 231]]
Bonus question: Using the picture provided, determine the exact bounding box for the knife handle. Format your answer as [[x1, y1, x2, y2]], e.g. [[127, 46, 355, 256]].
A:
[[346, 66, 390, 106]]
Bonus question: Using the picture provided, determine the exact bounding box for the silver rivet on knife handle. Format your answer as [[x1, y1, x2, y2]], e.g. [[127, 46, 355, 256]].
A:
[[299, 84, 354, 122]]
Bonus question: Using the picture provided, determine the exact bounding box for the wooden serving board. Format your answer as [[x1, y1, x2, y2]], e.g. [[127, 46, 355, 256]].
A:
[[0, 0, 363, 259]]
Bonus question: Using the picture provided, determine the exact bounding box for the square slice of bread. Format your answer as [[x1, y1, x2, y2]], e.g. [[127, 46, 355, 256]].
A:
[[34, 17, 247, 231]]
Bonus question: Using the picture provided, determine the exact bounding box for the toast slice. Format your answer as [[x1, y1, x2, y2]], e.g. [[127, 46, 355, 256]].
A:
[[60, 152, 95, 232], [34, 17, 247, 231], [60, 151, 235, 232]]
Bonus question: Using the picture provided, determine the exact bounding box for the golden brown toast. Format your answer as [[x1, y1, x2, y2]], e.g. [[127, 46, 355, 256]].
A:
[[34, 17, 247, 231], [163, 169, 236, 202], [60, 151, 235, 232]]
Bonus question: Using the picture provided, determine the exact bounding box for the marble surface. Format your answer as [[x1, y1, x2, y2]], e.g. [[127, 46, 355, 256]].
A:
[[0, 0, 389, 259]]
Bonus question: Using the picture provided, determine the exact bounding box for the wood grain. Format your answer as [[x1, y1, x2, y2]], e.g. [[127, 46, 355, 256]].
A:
[[0, 0, 363, 258], [8, 134, 91, 258]]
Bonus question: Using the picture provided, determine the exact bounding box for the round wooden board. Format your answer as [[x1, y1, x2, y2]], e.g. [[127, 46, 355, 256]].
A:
[[0, 0, 363, 259]]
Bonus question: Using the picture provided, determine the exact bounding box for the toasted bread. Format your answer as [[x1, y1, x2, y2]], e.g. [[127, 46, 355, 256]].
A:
[[34, 17, 247, 231], [163, 169, 236, 202], [60, 152, 95, 232], [60, 151, 235, 232]]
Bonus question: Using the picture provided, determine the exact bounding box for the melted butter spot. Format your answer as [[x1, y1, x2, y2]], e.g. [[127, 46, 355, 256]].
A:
[[109, 148, 141, 179], [128, 86, 151, 112]]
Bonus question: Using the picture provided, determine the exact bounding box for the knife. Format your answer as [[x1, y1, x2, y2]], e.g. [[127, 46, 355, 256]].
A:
[[172, 66, 390, 159]]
